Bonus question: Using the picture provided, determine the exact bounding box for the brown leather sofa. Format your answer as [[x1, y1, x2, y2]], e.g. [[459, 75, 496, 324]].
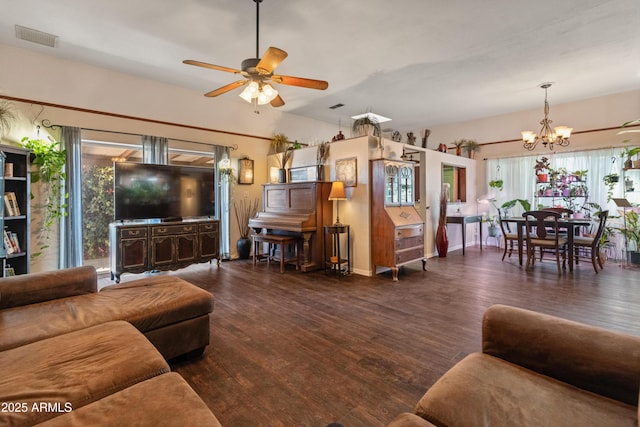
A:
[[0, 266, 214, 360], [0, 267, 220, 426], [388, 304, 640, 427]]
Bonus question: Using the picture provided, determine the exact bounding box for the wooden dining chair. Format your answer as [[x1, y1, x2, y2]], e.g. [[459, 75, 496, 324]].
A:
[[573, 210, 609, 273], [498, 209, 518, 261], [522, 210, 568, 274], [539, 207, 573, 260]]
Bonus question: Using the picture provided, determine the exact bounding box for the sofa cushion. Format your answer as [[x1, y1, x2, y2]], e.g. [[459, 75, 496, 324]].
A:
[[0, 275, 213, 352], [35, 373, 222, 427], [0, 321, 169, 426], [415, 353, 637, 427], [0, 266, 97, 309]]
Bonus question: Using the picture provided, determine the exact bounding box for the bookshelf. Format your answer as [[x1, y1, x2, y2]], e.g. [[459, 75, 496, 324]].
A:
[[1, 144, 30, 276]]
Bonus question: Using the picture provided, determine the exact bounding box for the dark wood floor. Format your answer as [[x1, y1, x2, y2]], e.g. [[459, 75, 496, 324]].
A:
[[114, 247, 640, 427]]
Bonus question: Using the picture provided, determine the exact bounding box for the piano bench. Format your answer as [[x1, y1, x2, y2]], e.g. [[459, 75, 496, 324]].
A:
[[252, 234, 302, 273]]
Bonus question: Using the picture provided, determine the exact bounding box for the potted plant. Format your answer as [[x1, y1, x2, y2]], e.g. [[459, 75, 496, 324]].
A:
[[489, 179, 504, 191], [270, 133, 295, 182], [622, 147, 640, 169], [233, 198, 260, 259], [352, 115, 381, 137], [462, 139, 480, 159], [572, 169, 588, 182], [616, 209, 640, 265], [452, 140, 465, 156], [20, 136, 67, 257], [0, 101, 15, 137], [603, 173, 619, 202], [534, 157, 551, 182], [483, 215, 500, 237]]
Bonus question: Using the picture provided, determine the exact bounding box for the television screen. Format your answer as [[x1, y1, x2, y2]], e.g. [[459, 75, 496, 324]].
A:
[[114, 162, 215, 221]]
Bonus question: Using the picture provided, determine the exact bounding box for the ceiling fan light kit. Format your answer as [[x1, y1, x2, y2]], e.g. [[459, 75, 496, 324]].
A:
[[183, 0, 328, 113]]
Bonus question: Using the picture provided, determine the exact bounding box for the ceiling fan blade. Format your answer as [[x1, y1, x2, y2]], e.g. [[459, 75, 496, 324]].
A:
[[183, 59, 241, 74], [204, 80, 247, 97], [271, 74, 329, 90], [270, 95, 285, 108], [256, 47, 288, 74]]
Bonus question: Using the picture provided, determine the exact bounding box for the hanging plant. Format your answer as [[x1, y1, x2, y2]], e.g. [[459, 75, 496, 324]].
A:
[[0, 101, 16, 137], [489, 179, 504, 191], [20, 136, 67, 257]]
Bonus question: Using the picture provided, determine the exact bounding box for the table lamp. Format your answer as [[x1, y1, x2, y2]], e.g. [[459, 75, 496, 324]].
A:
[[328, 181, 347, 226]]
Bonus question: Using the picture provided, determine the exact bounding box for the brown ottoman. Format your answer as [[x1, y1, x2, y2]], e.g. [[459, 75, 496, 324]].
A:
[[0, 321, 169, 426], [37, 373, 221, 427], [0, 275, 214, 360]]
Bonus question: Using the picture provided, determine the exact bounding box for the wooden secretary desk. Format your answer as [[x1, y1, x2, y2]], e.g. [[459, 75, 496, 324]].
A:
[[370, 159, 426, 281]]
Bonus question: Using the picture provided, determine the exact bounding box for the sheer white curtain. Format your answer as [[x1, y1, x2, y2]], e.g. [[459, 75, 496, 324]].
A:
[[486, 147, 623, 216]]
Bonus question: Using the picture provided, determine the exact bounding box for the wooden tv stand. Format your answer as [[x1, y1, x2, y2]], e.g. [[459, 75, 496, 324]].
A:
[[109, 218, 220, 282]]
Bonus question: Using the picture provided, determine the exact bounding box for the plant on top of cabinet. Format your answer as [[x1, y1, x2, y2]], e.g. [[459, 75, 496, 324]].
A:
[[462, 139, 480, 159]]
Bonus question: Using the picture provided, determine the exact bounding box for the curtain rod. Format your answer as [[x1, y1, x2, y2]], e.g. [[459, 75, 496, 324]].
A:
[[79, 126, 238, 150], [482, 145, 629, 161], [0, 95, 271, 144]]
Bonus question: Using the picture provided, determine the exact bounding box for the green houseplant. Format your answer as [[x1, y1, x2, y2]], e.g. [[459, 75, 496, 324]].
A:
[[352, 115, 381, 137], [534, 157, 551, 182], [0, 101, 15, 137], [616, 209, 640, 264], [603, 173, 619, 202], [462, 139, 480, 159], [20, 136, 67, 257], [489, 179, 504, 191]]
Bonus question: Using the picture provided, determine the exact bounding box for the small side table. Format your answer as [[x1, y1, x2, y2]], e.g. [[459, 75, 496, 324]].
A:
[[324, 225, 351, 275], [446, 215, 483, 255]]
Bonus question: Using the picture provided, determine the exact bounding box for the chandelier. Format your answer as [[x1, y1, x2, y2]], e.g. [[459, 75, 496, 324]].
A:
[[521, 83, 572, 151]]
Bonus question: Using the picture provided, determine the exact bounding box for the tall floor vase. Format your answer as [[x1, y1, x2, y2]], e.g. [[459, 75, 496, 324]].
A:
[[436, 224, 448, 257]]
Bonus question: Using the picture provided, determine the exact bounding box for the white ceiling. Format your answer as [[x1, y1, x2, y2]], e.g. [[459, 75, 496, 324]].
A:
[[1, 0, 639, 132]]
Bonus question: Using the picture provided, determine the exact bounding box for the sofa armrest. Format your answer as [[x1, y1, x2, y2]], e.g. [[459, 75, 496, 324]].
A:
[[482, 304, 640, 406], [0, 266, 97, 309]]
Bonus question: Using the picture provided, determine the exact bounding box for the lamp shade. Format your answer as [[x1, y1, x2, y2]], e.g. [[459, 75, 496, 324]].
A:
[[328, 181, 347, 200]]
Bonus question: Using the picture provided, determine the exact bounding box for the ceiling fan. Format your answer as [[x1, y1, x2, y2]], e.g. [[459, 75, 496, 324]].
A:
[[183, 0, 329, 111]]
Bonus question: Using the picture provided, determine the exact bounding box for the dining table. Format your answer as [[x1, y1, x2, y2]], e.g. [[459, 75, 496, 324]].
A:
[[501, 217, 592, 272]]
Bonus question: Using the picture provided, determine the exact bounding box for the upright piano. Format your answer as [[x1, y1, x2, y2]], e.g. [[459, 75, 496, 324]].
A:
[[248, 181, 333, 272]]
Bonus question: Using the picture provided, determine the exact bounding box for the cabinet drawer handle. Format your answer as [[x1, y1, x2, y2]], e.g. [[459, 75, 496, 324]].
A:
[[129, 230, 140, 236], [158, 228, 167, 233], [184, 226, 193, 232]]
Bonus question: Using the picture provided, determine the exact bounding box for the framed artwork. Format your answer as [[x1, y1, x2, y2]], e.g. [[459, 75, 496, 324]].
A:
[[238, 158, 254, 185], [289, 165, 325, 182], [335, 157, 358, 187]]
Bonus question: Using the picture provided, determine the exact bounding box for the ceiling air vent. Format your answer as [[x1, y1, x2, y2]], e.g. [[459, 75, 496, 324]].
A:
[[15, 25, 58, 48]]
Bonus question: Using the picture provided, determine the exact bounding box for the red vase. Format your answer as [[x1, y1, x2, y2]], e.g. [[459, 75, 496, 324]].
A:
[[436, 224, 448, 257]]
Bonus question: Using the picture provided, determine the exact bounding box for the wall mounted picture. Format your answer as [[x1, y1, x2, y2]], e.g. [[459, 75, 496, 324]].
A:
[[335, 157, 358, 187]]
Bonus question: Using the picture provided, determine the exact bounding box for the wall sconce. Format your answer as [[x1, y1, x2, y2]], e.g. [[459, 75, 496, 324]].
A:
[[238, 157, 254, 185]]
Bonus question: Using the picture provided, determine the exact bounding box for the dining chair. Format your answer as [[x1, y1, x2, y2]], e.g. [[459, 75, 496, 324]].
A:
[[498, 209, 518, 261], [539, 207, 573, 260], [573, 210, 609, 273], [522, 210, 568, 274]]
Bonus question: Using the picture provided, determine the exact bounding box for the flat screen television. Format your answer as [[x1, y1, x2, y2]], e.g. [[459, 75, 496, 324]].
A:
[[114, 162, 215, 221]]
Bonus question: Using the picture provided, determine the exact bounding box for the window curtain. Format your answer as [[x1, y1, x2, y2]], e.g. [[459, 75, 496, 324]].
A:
[[486, 148, 619, 215], [214, 145, 230, 259], [59, 126, 83, 268], [142, 135, 168, 164]]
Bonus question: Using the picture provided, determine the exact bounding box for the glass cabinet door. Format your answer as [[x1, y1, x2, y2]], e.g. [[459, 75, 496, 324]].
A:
[[385, 164, 399, 205], [399, 166, 413, 205]]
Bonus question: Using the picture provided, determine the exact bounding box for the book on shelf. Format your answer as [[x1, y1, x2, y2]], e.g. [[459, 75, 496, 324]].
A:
[[3, 192, 20, 216], [10, 232, 21, 253], [3, 229, 16, 254]]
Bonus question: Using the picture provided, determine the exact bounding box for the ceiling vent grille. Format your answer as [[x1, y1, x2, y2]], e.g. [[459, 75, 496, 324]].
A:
[[15, 25, 58, 48]]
